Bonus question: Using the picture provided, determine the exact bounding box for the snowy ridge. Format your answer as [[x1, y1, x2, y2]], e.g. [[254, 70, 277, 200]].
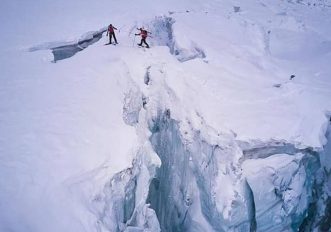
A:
[[1, 0, 331, 231]]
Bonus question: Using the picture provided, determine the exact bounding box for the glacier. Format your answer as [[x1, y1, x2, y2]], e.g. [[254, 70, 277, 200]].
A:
[[1, 0, 331, 231]]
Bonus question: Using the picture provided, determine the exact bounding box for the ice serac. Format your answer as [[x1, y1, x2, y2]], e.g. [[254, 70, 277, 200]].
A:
[[243, 152, 319, 231]]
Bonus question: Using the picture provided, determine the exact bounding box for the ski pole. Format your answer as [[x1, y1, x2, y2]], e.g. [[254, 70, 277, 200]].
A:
[[132, 35, 136, 47]]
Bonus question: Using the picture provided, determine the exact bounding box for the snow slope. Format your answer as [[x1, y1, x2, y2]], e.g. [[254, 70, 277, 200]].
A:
[[1, 0, 331, 231]]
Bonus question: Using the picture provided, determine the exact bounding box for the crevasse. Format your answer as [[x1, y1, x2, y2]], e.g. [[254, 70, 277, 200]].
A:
[[96, 109, 330, 231]]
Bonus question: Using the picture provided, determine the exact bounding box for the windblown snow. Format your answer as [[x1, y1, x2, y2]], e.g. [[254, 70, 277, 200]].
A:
[[0, 0, 331, 231]]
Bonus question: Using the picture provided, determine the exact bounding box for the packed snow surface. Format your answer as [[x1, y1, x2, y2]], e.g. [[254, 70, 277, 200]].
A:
[[0, 0, 331, 231]]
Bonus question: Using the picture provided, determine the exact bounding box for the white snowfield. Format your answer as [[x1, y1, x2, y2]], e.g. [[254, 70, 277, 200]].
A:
[[0, 0, 331, 231]]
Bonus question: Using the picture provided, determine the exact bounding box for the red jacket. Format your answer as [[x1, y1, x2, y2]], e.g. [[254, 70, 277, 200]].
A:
[[141, 30, 148, 39], [108, 25, 117, 33]]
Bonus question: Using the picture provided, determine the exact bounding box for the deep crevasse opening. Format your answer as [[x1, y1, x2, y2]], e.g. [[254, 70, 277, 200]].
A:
[[147, 114, 213, 232]]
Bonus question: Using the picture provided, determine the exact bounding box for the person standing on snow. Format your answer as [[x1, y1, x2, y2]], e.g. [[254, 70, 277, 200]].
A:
[[106, 24, 118, 44], [135, 27, 150, 48]]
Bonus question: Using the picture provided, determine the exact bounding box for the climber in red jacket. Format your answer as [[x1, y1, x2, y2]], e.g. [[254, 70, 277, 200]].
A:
[[135, 27, 150, 48], [106, 24, 118, 44]]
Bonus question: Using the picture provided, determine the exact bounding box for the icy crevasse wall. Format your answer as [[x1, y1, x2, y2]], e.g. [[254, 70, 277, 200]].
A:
[[147, 112, 251, 232], [242, 151, 319, 231], [145, 16, 206, 62], [319, 119, 331, 230], [29, 28, 107, 62], [91, 146, 161, 232], [299, 118, 331, 231], [142, 112, 326, 231]]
